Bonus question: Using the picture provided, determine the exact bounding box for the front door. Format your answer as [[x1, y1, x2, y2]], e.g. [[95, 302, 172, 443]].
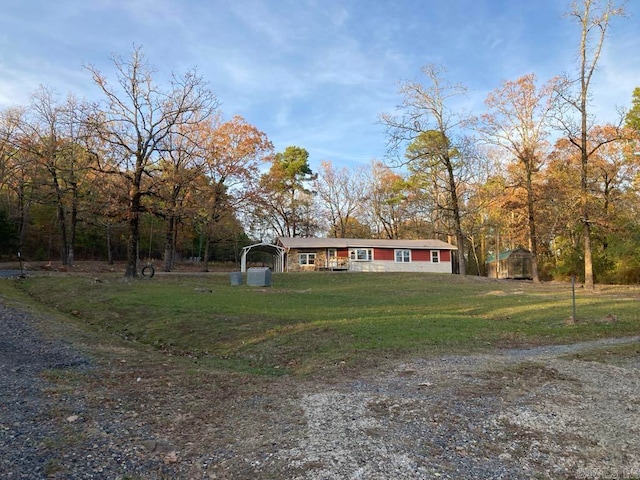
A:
[[327, 248, 337, 269]]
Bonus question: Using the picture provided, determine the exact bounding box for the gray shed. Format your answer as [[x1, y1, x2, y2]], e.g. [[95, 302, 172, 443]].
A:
[[485, 248, 533, 280]]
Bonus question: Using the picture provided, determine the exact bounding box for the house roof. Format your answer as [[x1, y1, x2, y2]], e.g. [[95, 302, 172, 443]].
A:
[[277, 237, 457, 250]]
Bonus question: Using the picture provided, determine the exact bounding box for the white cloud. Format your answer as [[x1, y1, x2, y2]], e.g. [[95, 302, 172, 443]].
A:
[[0, 0, 638, 167]]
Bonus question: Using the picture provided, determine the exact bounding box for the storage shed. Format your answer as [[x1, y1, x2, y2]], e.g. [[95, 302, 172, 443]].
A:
[[485, 248, 533, 280]]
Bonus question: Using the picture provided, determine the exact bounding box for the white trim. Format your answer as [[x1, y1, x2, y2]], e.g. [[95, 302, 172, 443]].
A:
[[394, 248, 411, 263], [349, 247, 373, 261], [299, 252, 316, 266]]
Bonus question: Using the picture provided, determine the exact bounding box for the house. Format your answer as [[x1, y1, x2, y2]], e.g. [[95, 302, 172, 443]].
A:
[[485, 248, 533, 279], [276, 237, 458, 273]]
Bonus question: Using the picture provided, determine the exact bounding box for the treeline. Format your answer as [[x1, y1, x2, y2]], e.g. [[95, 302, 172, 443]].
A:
[[1, 2, 639, 283]]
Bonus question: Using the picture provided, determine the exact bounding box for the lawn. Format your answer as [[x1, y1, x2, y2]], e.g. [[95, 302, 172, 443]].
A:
[[5, 271, 640, 375]]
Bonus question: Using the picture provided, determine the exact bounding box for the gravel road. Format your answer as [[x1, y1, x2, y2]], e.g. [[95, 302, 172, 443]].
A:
[[1, 300, 639, 479], [0, 303, 177, 479]]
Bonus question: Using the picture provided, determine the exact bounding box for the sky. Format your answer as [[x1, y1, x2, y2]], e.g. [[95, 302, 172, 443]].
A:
[[1, 0, 638, 171]]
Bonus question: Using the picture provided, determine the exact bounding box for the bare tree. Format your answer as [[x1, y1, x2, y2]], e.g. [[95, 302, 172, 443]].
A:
[[3, 87, 91, 265], [556, 0, 626, 289], [314, 160, 368, 238], [85, 46, 219, 277], [364, 161, 411, 239], [0, 107, 34, 252], [381, 64, 474, 275]]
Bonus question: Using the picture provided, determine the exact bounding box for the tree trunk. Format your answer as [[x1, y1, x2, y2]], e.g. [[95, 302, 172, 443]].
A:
[[125, 215, 139, 277], [445, 156, 466, 276], [525, 169, 540, 283], [68, 182, 78, 266], [106, 224, 113, 265], [125, 186, 141, 278], [52, 171, 69, 265], [583, 219, 594, 287], [469, 235, 481, 275], [56, 202, 68, 265], [163, 216, 175, 272], [480, 233, 486, 276], [455, 229, 466, 276], [201, 235, 210, 272], [581, 95, 594, 289], [18, 191, 29, 250]]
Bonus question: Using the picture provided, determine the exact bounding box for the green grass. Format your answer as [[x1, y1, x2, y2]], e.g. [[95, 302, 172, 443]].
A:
[[4, 272, 640, 375]]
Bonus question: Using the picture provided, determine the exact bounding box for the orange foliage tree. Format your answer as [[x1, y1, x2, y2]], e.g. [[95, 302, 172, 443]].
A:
[[479, 73, 562, 282]]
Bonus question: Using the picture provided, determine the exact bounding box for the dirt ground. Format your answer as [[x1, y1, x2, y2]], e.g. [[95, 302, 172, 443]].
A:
[[16, 318, 640, 479], [129, 339, 640, 479]]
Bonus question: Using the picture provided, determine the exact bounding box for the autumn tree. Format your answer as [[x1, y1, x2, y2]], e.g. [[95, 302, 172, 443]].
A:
[[464, 171, 509, 276], [81, 165, 130, 265], [381, 65, 475, 274], [625, 87, 640, 166], [256, 145, 316, 238], [0, 89, 94, 265], [0, 108, 26, 255], [625, 87, 640, 133], [538, 138, 583, 277], [0, 109, 20, 191], [21, 88, 73, 264], [540, 126, 638, 282], [556, 0, 626, 289], [479, 74, 561, 282], [154, 119, 209, 271], [85, 46, 218, 277], [586, 126, 640, 279], [604, 117, 640, 281], [32, 90, 93, 266], [364, 162, 411, 239], [199, 115, 273, 270]]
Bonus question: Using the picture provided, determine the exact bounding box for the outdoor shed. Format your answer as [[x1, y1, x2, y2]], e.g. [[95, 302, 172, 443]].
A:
[[276, 237, 457, 273], [485, 248, 533, 280]]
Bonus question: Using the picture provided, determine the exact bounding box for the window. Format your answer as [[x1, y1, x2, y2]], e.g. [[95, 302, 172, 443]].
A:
[[299, 252, 316, 265], [395, 249, 411, 263], [431, 250, 440, 263], [349, 248, 373, 261]]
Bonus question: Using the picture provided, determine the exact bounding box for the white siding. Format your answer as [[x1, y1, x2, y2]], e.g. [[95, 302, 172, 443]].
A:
[[349, 259, 452, 273]]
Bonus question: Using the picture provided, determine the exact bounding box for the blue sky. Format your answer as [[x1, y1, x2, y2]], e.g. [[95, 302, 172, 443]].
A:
[[1, 0, 638, 170]]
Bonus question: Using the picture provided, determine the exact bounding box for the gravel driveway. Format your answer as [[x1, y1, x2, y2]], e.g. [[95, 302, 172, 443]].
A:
[[1, 301, 639, 479]]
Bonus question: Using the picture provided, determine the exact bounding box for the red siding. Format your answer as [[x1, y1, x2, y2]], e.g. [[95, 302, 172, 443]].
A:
[[323, 246, 451, 262], [374, 248, 394, 261], [412, 250, 429, 262], [366, 248, 451, 262]]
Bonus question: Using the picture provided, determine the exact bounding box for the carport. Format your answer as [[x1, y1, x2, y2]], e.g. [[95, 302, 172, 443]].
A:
[[240, 242, 286, 273]]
